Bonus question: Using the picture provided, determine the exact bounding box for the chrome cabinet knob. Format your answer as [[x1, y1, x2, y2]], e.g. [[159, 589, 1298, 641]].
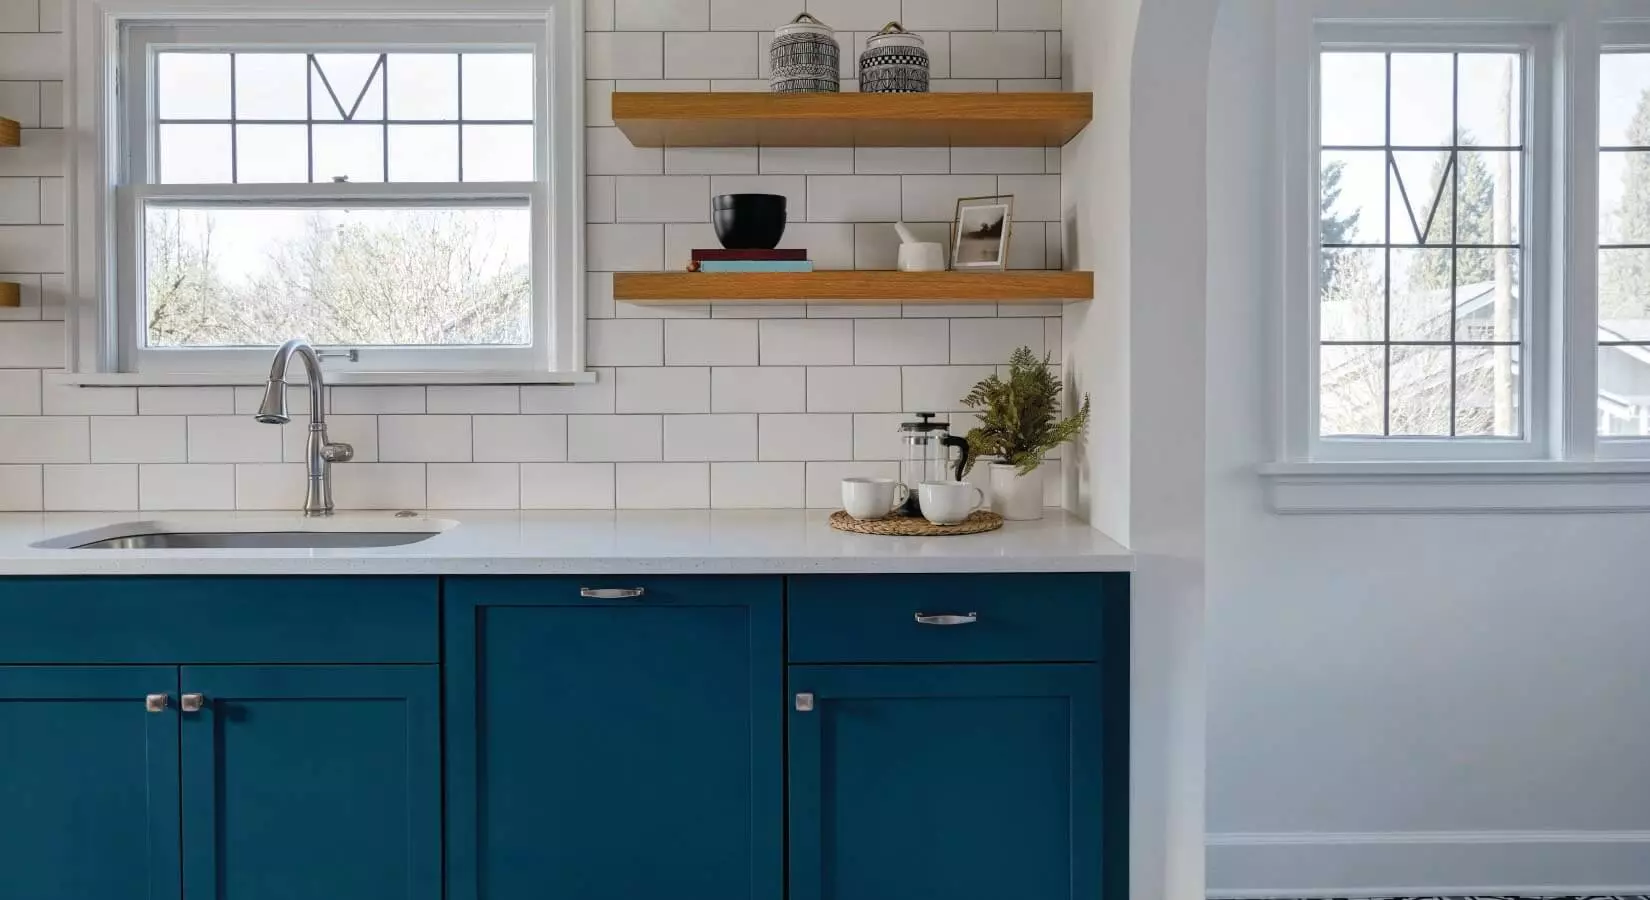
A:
[[180, 693, 206, 713], [914, 612, 979, 626], [795, 693, 815, 712], [145, 693, 169, 713]]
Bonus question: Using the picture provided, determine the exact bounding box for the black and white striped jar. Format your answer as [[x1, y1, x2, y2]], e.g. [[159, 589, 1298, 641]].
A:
[[770, 13, 840, 93], [859, 22, 929, 93]]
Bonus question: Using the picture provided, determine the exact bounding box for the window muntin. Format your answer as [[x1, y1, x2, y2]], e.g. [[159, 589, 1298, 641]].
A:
[[1599, 52, 1650, 438], [1317, 49, 1527, 442], [119, 24, 553, 375]]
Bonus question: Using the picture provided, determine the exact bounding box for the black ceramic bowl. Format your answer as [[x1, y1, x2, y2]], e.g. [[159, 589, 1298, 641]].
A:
[[712, 193, 788, 250]]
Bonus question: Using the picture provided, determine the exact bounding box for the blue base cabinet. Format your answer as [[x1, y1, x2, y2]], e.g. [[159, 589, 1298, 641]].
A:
[[444, 576, 785, 900]]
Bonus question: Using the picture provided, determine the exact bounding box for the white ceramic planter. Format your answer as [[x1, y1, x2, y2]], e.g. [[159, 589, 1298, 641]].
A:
[[988, 463, 1044, 521]]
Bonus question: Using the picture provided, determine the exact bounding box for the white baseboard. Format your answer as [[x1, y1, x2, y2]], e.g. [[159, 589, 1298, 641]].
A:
[[1206, 830, 1650, 897]]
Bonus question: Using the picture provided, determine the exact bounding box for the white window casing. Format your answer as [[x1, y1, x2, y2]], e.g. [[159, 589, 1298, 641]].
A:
[[64, 0, 590, 385]]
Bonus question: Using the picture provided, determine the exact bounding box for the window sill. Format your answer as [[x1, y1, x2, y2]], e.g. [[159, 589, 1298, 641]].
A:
[[1259, 460, 1650, 514], [48, 371, 599, 388]]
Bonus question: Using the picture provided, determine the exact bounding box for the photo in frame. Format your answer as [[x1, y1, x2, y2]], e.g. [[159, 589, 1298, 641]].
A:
[[950, 195, 1014, 270]]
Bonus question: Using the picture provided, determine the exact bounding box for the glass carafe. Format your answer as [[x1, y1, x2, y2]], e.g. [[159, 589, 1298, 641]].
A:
[[897, 413, 970, 515]]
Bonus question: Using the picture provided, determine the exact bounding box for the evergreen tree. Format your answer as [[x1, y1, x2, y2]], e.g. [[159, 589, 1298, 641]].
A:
[[1320, 159, 1360, 289], [1601, 88, 1650, 320], [1405, 142, 1498, 293]]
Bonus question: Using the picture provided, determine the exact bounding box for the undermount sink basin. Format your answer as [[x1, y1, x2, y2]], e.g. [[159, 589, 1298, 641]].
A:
[[70, 531, 440, 550]]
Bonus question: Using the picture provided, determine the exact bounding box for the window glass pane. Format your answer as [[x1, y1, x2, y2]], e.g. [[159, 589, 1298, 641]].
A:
[[1389, 53, 1453, 146], [1389, 150, 1452, 244], [157, 53, 231, 120], [235, 53, 308, 120], [1457, 53, 1520, 146], [1320, 151, 1384, 245], [158, 124, 233, 184], [388, 53, 458, 121], [461, 53, 534, 120], [1320, 248, 1384, 341], [1601, 248, 1650, 322], [1387, 345, 1452, 436], [1320, 52, 1385, 146], [1599, 151, 1650, 244], [1600, 346, 1650, 437], [1456, 346, 1520, 437], [1455, 151, 1520, 245], [388, 125, 459, 182], [1321, 345, 1386, 436], [1601, 53, 1650, 147], [462, 125, 534, 181], [1455, 249, 1520, 342], [313, 125, 385, 183], [236, 125, 308, 183], [144, 206, 531, 348], [1389, 248, 1452, 340], [310, 54, 385, 122]]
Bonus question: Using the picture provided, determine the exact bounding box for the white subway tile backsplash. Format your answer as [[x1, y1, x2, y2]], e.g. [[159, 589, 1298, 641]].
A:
[[665, 319, 758, 366], [1045, 32, 1061, 78], [851, 412, 910, 460], [998, 78, 1062, 92], [759, 319, 852, 365], [588, 223, 665, 272], [950, 31, 1048, 79], [427, 463, 521, 510], [0, 82, 40, 129], [951, 147, 1046, 174], [998, 173, 1061, 221], [0, 178, 39, 224], [586, 32, 664, 79], [0, 369, 40, 415], [665, 147, 759, 175], [521, 462, 616, 509], [331, 463, 427, 510], [379, 415, 472, 463], [617, 462, 710, 508], [140, 464, 235, 510], [759, 147, 853, 175], [806, 175, 901, 222], [806, 366, 901, 412], [617, 0, 709, 30], [0, 35, 65, 81], [569, 414, 664, 462], [0, 321, 63, 368], [806, 302, 899, 318], [665, 413, 756, 460], [712, 303, 805, 318], [777, 223, 856, 269], [91, 416, 186, 463], [235, 384, 309, 417], [38, 177, 61, 225], [589, 318, 664, 367], [42, 380, 134, 416], [586, 127, 665, 176], [0, 129, 63, 177], [759, 413, 851, 461], [805, 460, 899, 507], [665, 32, 760, 79], [950, 317, 1045, 363], [805, 0, 900, 30], [39, 0, 63, 32], [427, 386, 519, 415], [586, 80, 616, 126], [902, 0, 995, 30], [0, 464, 42, 510], [0, 272, 40, 321], [854, 319, 949, 365], [711, 461, 803, 508], [187, 416, 283, 463], [1006, 222, 1045, 270], [662, 222, 721, 275], [616, 366, 710, 413], [0, 416, 86, 463], [902, 365, 994, 411], [1001, 0, 1061, 30], [587, 175, 617, 222], [522, 368, 617, 414], [332, 386, 424, 415], [233, 463, 307, 510], [283, 414, 379, 464], [900, 174, 998, 221], [45, 464, 136, 511], [473, 415, 568, 463], [618, 175, 711, 222], [852, 223, 900, 270], [0, 1, 36, 29], [138, 386, 234, 415], [712, 366, 806, 412], [853, 147, 950, 175], [588, 0, 616, 29], [710, 0, 780, 30]]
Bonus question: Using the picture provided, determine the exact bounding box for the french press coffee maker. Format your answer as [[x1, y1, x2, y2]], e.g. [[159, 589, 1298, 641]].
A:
[[897, 413, 971, 516]]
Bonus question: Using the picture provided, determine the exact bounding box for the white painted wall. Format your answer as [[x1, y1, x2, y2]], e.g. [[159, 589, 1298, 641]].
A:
[[1205, 0, 1650, 893]]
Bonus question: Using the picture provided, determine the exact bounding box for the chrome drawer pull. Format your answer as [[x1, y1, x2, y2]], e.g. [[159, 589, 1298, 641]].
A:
[[180, 693, 206, 713], [145, 693, 169, 713], [580, 587, 646, 600], [914, 612, 978, 626]]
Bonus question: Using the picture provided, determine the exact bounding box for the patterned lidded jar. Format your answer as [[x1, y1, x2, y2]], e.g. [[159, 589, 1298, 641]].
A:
[[770, 13, 840, 93], [859, 22, 929, 93]]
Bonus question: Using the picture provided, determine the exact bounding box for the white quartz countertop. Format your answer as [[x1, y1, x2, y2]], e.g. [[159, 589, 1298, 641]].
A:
[[0, 509, 1132, 576]]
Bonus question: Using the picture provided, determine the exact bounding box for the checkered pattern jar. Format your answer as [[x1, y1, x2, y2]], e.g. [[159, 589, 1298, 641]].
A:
[[859, 22, 930, 93]]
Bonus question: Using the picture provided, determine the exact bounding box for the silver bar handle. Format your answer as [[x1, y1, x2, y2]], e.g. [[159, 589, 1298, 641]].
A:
[[914, 612, 979, 626], [180, 693, 206, 713], [145, 693, 169, 713], [580, 587, 646, 600]]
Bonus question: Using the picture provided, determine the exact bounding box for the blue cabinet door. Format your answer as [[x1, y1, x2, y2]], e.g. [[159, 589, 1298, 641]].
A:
[[445, 576, 784, 900], [178, 665, 441, 900], [0, 666, 182, 900], [789, 664, 1124, 900]]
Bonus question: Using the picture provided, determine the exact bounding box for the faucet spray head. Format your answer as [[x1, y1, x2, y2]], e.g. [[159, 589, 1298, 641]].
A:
[[254, 380, 291, 425]]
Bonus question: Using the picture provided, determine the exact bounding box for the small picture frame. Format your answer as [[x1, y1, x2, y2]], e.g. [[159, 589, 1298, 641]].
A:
[[950, 195, 1014, 271]]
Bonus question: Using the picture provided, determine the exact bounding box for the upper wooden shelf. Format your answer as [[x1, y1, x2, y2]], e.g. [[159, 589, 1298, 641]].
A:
[[613, 271, 1093, 305], [611, 92, 1093, 148]]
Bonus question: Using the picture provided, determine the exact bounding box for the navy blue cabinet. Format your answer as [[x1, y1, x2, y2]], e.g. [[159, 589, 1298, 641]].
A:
[[444, 576, 784, 900], [0, 667, 182, 900]]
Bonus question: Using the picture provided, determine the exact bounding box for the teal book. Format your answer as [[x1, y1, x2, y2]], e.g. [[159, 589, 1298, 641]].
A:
[[698, 260, 814, 273]]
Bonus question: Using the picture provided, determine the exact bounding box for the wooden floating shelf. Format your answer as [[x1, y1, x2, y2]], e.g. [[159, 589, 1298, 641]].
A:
[[613, 271, 1094, 305], [0, 118, 18, 149], [611, 92, 1093, 148]]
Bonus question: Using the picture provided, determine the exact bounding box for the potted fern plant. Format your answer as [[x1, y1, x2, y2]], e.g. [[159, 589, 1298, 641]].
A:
[[960, 347, 1091, 520]]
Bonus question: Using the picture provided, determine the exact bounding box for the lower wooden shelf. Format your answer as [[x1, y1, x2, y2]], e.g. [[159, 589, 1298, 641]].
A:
[[612, 271, 1093, 305]]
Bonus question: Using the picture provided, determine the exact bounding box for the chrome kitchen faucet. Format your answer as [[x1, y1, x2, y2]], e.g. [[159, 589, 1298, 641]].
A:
[[254, 339, 354, 516]]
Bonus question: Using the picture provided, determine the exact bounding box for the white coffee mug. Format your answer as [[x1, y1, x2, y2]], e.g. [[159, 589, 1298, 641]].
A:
[[898, 242, 946, 272], [918, 480, 985, 526], [842, 477, 909, 521]]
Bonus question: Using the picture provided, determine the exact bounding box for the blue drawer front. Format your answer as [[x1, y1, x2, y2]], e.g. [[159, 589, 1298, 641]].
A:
[[787, 573, 1123, 663], [0, 577, 439, 663]]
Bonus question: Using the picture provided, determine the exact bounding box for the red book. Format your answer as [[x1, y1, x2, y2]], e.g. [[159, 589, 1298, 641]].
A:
[[691, 249, 808, 262]]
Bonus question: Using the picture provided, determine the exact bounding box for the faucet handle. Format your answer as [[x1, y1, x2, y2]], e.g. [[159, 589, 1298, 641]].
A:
[[322, 442, 354, 463]]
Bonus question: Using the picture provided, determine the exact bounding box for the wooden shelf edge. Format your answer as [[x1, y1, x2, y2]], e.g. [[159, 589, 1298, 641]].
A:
[[0, 118, 18, 149], [613, 271, 1094, 304]]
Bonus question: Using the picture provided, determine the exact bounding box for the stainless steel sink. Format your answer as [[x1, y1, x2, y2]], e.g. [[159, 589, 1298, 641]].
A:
[[71, 531, 439, 550]]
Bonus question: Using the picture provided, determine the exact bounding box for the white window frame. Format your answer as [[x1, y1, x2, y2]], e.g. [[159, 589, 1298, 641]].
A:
[[1261, 0, 1650, 512], [65, 0, 589, 385]]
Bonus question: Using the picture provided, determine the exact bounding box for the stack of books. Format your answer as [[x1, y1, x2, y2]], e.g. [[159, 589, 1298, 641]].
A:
[[690, 249, 813, 273]]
